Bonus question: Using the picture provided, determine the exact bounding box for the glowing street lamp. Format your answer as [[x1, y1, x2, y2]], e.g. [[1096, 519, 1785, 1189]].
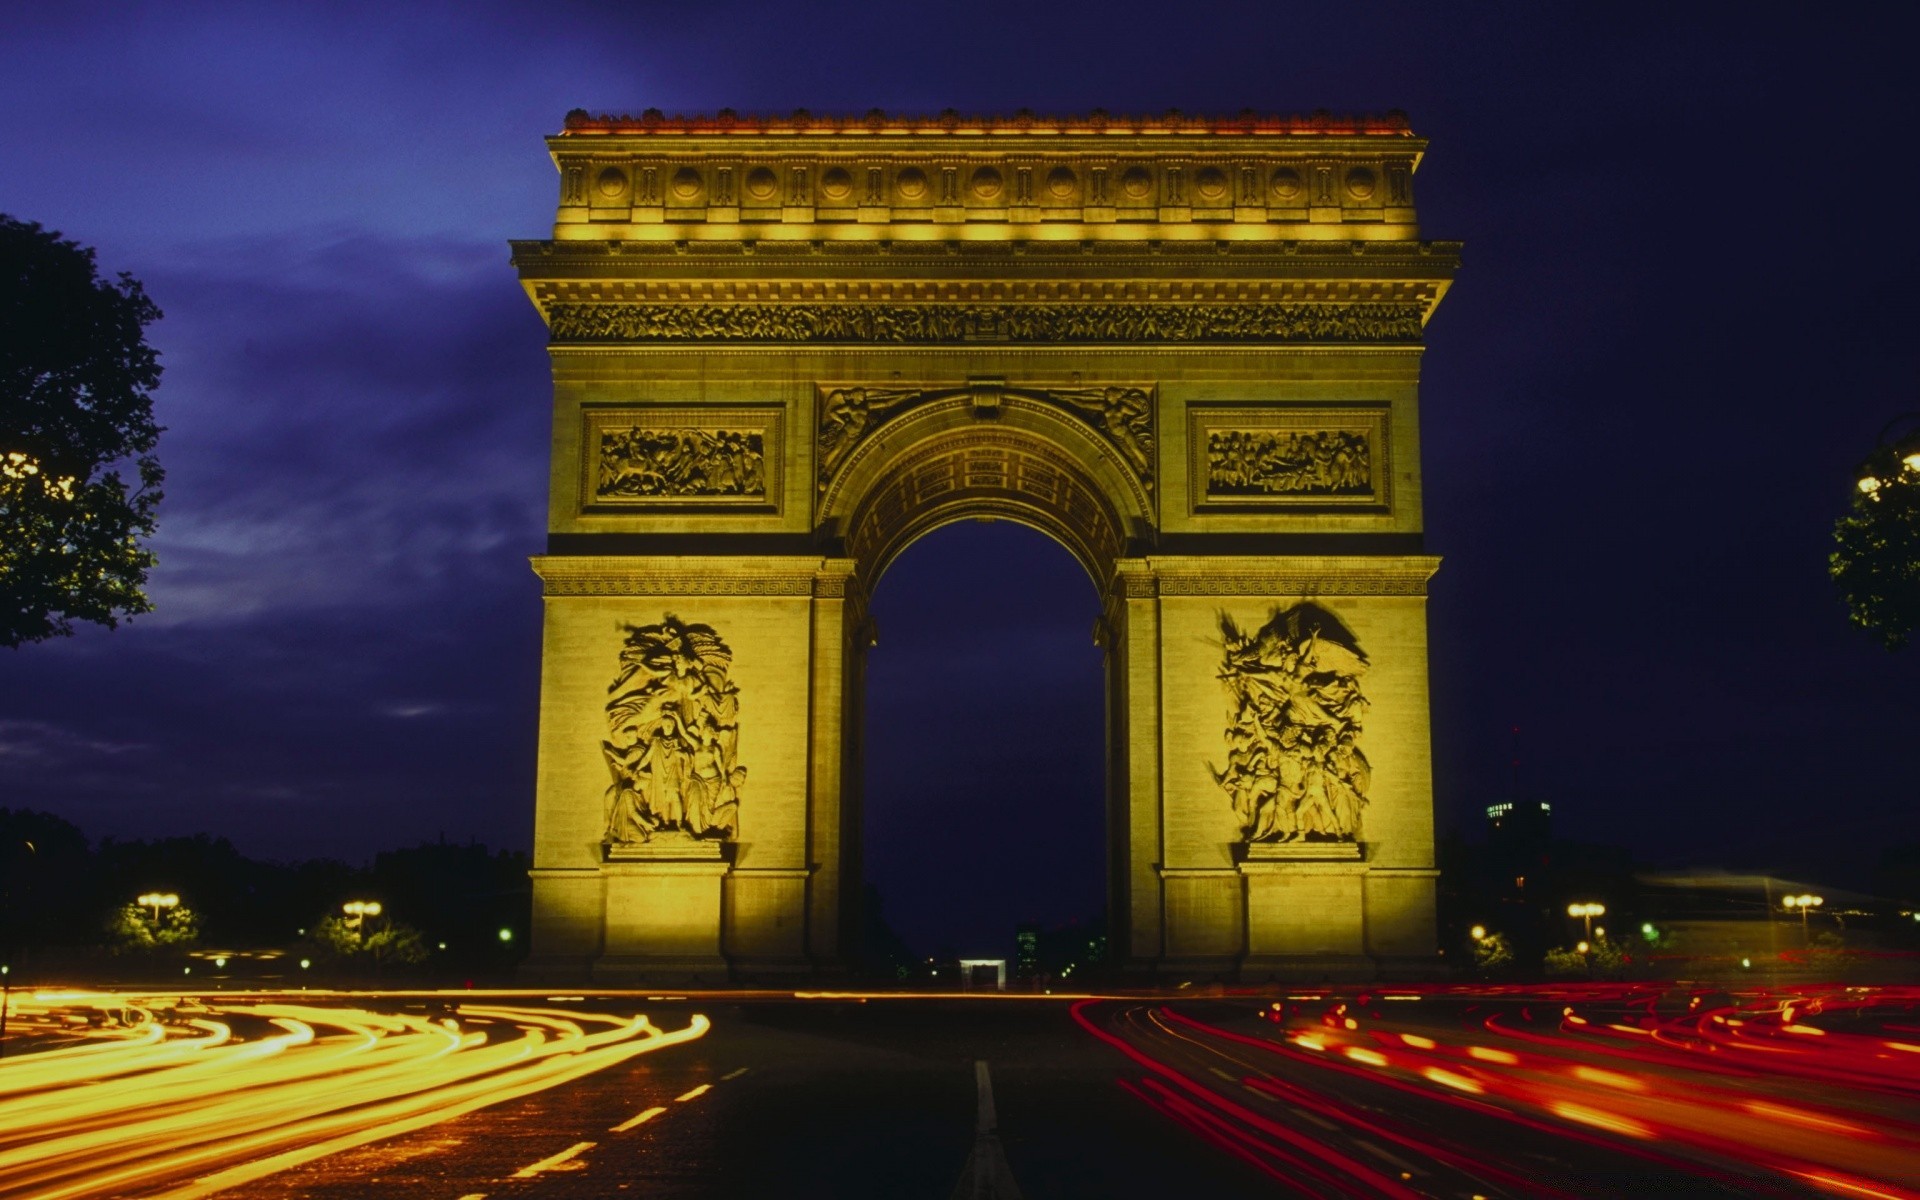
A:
[[137, 892, 179, 926], [1855, 414, 1920, 496], [342, 900, 383, 941], [1782, 893, 1824, 942], [1567, 902, 1606, 941], [1469, 925, 1487, 942]]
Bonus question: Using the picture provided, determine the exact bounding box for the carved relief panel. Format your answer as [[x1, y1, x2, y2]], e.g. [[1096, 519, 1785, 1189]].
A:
[[1212, 602, 1371, 847], [602, 614, 744, 851], [579, 406, 782, 514], [1187, 405, 1389, 512]]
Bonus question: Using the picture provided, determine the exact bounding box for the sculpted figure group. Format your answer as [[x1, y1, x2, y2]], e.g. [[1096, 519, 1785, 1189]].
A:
[[1206, 429, 1370, 496], [1212, 603, 1371, 843], [602, 615, 744, 846], [598, 427, 765, 498]]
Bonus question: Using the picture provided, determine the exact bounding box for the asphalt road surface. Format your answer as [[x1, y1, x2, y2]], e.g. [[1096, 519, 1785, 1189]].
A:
[[239, 996, 1275, 1200], [5, 986, 1918, 1198]]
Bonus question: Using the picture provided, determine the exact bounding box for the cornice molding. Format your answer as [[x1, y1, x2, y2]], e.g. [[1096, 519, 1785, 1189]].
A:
[[530, 554, 841, 597], [1110, 554, 1442, 597], [559, 108, 1418, 138], [529, 280, 1445, 307]]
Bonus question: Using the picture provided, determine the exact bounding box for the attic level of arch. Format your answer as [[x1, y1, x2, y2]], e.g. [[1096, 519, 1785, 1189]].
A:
[[552, 141, 1423, 236]]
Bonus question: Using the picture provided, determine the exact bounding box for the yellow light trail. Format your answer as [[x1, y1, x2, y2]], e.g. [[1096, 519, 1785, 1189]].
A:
[[0, 990, 709, 1200]]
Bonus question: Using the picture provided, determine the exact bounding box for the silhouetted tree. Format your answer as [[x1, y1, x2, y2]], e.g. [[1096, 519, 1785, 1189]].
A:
[[1832, 430, 1920, 650], [369, 841, 529, 969], [0, 809, 94, 952], [107, 899, 199, 953], [1, 215, 165, 647], [311, 914, 429, 967]]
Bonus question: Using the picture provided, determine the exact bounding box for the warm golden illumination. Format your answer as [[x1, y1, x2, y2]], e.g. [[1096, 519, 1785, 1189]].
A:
[[136, 893, 180, 923], [517, 108, 1454, 980], [1, 451, 76, 498], [0, 991, 709, 1197]]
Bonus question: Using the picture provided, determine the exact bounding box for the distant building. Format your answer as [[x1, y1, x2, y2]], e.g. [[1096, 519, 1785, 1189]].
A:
[[1485, 799, 1552, 842], [1485, 799, 1552, 906], [1014, 925, 1038, 979], [957, 959, 1006, 991]]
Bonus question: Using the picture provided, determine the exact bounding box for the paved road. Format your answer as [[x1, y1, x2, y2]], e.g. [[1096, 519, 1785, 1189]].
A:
[[230, 987, 1920, 1199], [8, 986, 1918, 1198], [242, 997, 1273, 1200]]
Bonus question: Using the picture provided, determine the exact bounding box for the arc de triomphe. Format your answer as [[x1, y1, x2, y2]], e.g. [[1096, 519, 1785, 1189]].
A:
[[512, 108, 1457, 981]]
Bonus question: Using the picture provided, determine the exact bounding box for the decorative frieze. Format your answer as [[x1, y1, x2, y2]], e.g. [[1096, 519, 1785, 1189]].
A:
[[1188, 405, 1390, 511], [548, 302, 1424, 345], [580, 407, 782, 513], [547, 111, 1422, 235], [1204, 428, 1370, 497], [597, 427, 766, 499]]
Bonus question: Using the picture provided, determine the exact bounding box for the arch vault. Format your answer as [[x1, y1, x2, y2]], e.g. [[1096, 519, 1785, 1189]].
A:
[[514, 109, 1458, 981]]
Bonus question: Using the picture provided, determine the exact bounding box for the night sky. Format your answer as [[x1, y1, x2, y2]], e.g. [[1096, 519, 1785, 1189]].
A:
[[3, 4, 1916, 956]]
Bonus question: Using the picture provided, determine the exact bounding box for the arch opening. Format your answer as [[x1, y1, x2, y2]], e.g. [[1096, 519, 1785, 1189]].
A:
[[858, 519, 1107, 970]]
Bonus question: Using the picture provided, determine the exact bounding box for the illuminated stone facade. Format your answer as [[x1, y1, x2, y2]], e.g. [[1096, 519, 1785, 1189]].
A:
[[515, 109, 1458, 981]]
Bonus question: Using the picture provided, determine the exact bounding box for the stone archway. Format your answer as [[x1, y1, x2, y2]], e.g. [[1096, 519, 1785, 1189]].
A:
[[515, 108, 1457, 982]]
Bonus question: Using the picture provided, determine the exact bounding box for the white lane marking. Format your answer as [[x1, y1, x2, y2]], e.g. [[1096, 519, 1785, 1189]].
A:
[[511, 1140, 595, 1178], [974, 1060, 998, 1133], [674, 1083, 711, 1103], [610, 1105, 667, 1133], [946, 1060, 1024, 1199], [721, 1067, 750, 1081]]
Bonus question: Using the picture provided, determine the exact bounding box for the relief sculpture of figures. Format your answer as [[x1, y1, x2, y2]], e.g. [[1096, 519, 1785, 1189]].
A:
[[598, 427, 765, 498], [1207, 429, 1370, 496], [1050, 386, 1155, 486], [817, 386, 922, 489], [818, 383, 1155, 493], [602, 614, 744, 845], [1211, 602, 1371, 843]]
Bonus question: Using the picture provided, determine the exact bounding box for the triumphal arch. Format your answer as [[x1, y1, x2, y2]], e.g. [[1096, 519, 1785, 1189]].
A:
[[512, 108, 1458, 981]]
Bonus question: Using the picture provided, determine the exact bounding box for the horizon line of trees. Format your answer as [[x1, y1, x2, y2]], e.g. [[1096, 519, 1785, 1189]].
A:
[[0, 808, 528, 976]]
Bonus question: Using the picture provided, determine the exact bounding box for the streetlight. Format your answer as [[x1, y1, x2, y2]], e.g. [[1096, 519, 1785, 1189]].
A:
[[342, 900, 382, 941], [137, 892, 179, 926], [1854, 414, 1920, 496], [1782, 893, 1824, 943], [1469, 925, 1487, 942], [1567, 902, 1606, 942]]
